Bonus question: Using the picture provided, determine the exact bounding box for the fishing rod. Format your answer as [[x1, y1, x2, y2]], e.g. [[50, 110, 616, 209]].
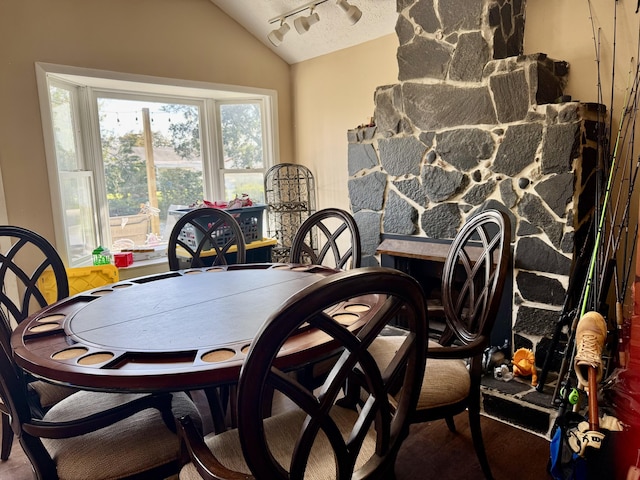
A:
[[597, 0, 628, 314], [617, 30, 640, 312], [612, 221, 638, 368], [616, 0, 640, 372], [601, 60, 640, 261], [588, 58, 637, 317], [610, 152, 640, 369], [597, 56, 640, 338], [597, 104, 639, 309], [609, 0, 619, 138], [583, 60, 635, 318], [596, 54, 640, 297], [606, 152, 640, 282], [552, 60, 637, 404], [620, 219, 639, 307], [545, 4, 608, 398], [537, 218, 593, 393]]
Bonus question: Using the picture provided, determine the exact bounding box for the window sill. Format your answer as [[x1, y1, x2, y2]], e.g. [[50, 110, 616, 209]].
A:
[[117, 257, 169, 280]]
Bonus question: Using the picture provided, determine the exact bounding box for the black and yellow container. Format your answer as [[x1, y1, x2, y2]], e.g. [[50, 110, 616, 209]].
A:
[[38, 264, 120, 303]]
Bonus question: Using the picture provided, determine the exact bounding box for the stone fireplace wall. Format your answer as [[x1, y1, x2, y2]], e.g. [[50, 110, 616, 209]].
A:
[[347, 0, 601, 367]]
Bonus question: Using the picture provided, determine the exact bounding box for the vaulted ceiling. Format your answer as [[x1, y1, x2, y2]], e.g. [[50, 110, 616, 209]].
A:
[[210, 0, 397, 64]]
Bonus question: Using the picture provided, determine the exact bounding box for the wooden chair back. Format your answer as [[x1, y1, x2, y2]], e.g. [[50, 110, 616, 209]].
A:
[[0, 226, 69, 326], [289, 207, 361, 270], [167, 208, 247, 270], [440, 209, 511, 347], [237, 267, 427, 479]]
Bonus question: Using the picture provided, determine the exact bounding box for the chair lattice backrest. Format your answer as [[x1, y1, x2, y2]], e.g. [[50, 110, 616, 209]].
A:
[[0, 226, 69, 326], [289, 208, 361, 270], [167, 208, 247, 270], [236, 267, 427, 479], [440, 209, 511, 346]]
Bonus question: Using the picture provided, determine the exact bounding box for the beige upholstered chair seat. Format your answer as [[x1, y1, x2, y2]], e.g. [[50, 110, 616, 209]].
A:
[[370, 337, 470, 410], [42, 391, 201, 480], [29, 381, 77, 409], [180, 405, 376, 479]]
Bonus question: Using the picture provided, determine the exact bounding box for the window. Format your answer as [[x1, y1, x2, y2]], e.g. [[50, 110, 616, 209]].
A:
[[36, 64, 278, 266]]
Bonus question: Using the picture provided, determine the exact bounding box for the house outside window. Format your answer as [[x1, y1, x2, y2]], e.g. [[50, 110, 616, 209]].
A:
[[36, 63, 278, 267]]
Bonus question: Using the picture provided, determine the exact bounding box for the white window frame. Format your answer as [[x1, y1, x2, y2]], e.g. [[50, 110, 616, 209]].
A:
[[36, 62, 279, 266]]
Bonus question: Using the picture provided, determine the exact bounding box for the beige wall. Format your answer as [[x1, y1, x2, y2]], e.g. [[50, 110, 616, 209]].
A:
[[0, 0, 293, 245], [525, 0, 639, 129], [291, 34, 399, 211]]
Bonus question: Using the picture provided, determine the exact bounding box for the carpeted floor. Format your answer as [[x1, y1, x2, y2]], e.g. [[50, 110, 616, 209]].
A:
[[0, 413, 551, 479], [395, 414, 551, 479]]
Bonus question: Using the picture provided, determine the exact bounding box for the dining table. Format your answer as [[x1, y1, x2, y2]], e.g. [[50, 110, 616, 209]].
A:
[[11, 263, 382, 394]]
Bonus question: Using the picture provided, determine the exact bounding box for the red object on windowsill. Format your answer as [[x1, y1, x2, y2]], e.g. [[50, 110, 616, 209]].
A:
[[114, 252, 133, 267]]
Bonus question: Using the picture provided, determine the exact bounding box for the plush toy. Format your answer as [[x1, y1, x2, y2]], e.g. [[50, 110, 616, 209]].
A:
[[512, 347, 538, 386]]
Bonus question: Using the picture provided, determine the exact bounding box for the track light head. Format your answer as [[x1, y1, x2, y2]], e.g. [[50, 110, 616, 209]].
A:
[[336, 0, 362, 25], [267, 0, 362, 46], [267, 21, 291, 47], [294, 11, 320, 34]]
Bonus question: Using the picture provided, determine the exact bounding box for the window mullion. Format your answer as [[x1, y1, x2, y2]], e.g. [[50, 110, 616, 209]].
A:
[[204, 99, 224, 201], [79, 87, 110, 248], [262, 96, 278, 170]]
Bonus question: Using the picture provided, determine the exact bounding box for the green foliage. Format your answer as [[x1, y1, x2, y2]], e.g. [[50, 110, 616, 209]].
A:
[[157, 168, 203, 215], [102, 132, 148, 216], [161, 104, 200, 160], [220, 103, 263, 169]]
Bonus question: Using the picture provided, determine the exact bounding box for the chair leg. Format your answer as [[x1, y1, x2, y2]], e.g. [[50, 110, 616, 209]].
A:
[[468, 408, 493, 480], [1, 412, 13, 461], [445, 416, 456, 433], [228, 385, 238, 429], [204, 387, 230, 434]]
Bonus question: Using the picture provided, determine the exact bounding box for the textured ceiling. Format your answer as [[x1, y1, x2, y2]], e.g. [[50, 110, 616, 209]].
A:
[[210, 0, 397, 64]]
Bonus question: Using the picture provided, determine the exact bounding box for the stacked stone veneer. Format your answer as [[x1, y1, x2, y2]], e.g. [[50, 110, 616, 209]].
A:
[[347, 0, 602, 367]]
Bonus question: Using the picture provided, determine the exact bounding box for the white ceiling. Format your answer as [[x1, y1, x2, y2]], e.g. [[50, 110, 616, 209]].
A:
[[210, 0, 398, 64]]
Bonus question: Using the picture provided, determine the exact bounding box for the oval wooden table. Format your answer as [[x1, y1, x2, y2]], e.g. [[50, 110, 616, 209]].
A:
[[12, 263, 381, 393]]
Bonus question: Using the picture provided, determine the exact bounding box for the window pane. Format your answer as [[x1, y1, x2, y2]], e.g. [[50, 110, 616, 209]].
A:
[[220, 103, 264, 170], [60, 172, 98, 265], [224, 172, 266, 203], [50, 85, 81, 171], [98, 98, 204, 246]]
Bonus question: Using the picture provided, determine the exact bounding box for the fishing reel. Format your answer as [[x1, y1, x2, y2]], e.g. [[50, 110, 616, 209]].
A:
[[560, 385, 580, 405]]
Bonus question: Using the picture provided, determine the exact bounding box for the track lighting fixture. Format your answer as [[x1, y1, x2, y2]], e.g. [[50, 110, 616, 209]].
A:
[[267, 0, 362, 46], [267, 21, 291, 47], [336, 0, 362, 25], [294, 10, 320, 34]]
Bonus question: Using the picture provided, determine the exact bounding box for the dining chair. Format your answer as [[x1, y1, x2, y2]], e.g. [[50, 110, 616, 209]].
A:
[[167, 207, 247, 270], [167, 208, 248, 432], [289, 207, 361, 270], [0, 308, 203, 480], [0, 225, 74, 460], [177, 266, 428, 480], [369, 208, 511, 480]]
